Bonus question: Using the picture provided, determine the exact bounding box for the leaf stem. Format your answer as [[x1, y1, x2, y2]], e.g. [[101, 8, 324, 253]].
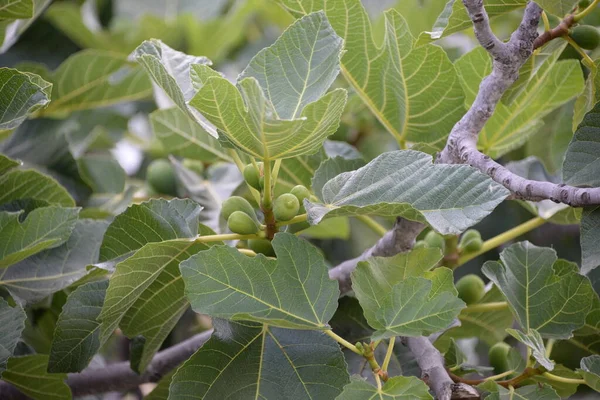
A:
[[462, 301, 508, 313], [574, 0, 600, 21], [194, 233, 260, 243], [563, 36, 595, 68], [541, 11, 551, 32], [381, 337, 395, 372], [275, 213, 307, 227], [237, 248, 257, 257], [323, 330, 362, 355], [262, 160, 273, 209], [484, 370, 515, 381], [545, 338, 555, 358], [271, 159, 282, 192], [542, 372, 586, 385], [375, 374, 383, 390], [456, 217, 546, 266], [355, 215, 388, 237], [449, 366, 544, 388]]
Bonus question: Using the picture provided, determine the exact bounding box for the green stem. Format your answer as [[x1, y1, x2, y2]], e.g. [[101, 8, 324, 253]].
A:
[[195, 233, 261, 243], [276, 213, 307, 227], [324, 330, 362, 355], [271, 159, 282, 192], [545, 339, 555, 358], [355, 215, 388, 237], [574, 0, 600, 21], [237, 248, 257, 257], [541, 11, 551, 32], [263, 160, 273, 209], [563, 36, 595, 68], [456, 217, 546, 266], [462, 301, 508, 313], [542, 372, 586, 385], [381, 337, 395, 372], [229, 150, 261, 204], [484, 370, 515, 381]]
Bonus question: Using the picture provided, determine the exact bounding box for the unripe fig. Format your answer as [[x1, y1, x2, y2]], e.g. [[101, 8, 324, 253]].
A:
[[571, 25, 600, 50], [220, 196, 258, 223], [290, 185, 310, 203], [488, 342, 511, 374], [273, 193, 300, 222], [458, 229, 483, 253], [413, 240, 428, 249], [424, 231, 445, 253], [455, 274, 485, 305], [243, 163, 262, 190], [147, 159, 177, 195], [227, 211, 259, 235], [248, 238, 275, 257], [182, 159, 204, 176]]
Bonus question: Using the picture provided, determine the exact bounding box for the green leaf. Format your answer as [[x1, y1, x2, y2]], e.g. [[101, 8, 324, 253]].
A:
[[145, 370, 175, 400], [579, 355, 600, 391], [99, 240, 207, 372], [578, 207, 600, 274], [534, 364, 583, 397], [180, 232, 339, 330], [42, 50, 152, 116], [77, 154, 126, 194], [98, 198, 202, 263], [278, 0, 465, 146], [0, 0, 51, 53], [131, 39, 212, 130], [0, 219, 108, 304], [189, 70, 346, 160], [455, 44, 584, 158], [0, 0, 33, 19], [312, 157, 365, 201], [239, 11, 343, 120], [482, 242, 594, 338], [573, 60, 600, 130], [150, 107, 230, 162], [479, 381, 560, 400], [563, 101, 600, 187], [335, 376, 432, 399], [0, 68, 51, 130], [536, 0, 578, 17], [568, 287, 600, 355], [507, 328, 555, 370], [0, 298, 26, 375], [306, 150, 509, 235], [415, 0, 527, 46], [0, 154, 19, 175], [168, 319, 349, 400], [0, 206, 79, 268], [2, 355, 71, 400], [0, 167, 75, 207], [48, 280, 108, 373]]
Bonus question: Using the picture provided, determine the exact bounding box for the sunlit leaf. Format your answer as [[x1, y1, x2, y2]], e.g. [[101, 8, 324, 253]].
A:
[[180, 232, 339, 330], [0, 0, 33, 19], [0, 0, 51, 53], [536, 0, 578, 17], [306, 150, 509, 235], [168, 319, 349, 400]]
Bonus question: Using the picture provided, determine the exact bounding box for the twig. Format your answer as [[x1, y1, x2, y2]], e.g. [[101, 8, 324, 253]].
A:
[[0, 330, 214, 399]]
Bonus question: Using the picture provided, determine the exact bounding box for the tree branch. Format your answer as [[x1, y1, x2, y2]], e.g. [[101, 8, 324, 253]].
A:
[[0, 330, 213, 399]]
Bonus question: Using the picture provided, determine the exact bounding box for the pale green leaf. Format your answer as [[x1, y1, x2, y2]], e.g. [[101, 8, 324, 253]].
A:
[[536, 0, 578, 17], [0, 298, 25, 375], [0, 168, 75, 207], [573, 60, 600, 130], [563, 101, 600, 187], [579, 355, 600, 392], [0, 219, 108, 304], [482, 242, 594, 338], [456, 44, 584, 158], [150, 107, 230, 162], [306, 150, 509, 235], [278, 0, 465, 146], [0, 0, 33, 19], [0, 68, 51, 130], [335, 376, 432, 399], [480, 381, 560, 400], [507, 328, 555, 370], [168, 319, 349, 400], [48, 280, 108, 373], [98, 198, 202, 263], [415, 0, 527, 46], [99, 240, 207, 372], [239, 11, 343, 119], [0, 0, 51, 53], [2, 355, 70, 400], [0, 206, 79, 269], [180, 232, 339, 330], [189, 71, 347, 160], [42, 50, 152, 116]]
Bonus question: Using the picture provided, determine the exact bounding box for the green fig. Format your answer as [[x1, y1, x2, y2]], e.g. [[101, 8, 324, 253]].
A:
[[248, 239, 275, 257], [273, 193, 300, 222], [455, 274, 486, 305], [221, 196, 258, 223], [147, 159, 177, 195], [227, 211, 259, 235]]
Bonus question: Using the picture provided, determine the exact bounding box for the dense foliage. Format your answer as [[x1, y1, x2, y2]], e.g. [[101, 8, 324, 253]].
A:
[[1, 0, 600, 399]]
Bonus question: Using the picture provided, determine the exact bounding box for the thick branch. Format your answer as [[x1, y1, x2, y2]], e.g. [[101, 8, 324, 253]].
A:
[[0, 330, 213, 399]]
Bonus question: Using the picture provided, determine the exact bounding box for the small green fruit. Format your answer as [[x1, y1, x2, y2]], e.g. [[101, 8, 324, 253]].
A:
[[571, 25, 600, 50], [290, 185, 311, 203], [456, 274, 486, 305], [248, 239, 275, 257], [227, 211, 259, 235], [147, 159, 177, 195], [458, 229, 483, 253], [243, 163, 262, 190], [182, 159, 204, 176], [413, 241, 428, 249], [273, 193, 300, 222], [221, 196, 258, 223], [424, 231, 445, 253], [488, 342, 511, 374]]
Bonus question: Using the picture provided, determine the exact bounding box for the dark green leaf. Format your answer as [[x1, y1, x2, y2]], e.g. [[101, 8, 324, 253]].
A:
[[0, 298, 26, 375]]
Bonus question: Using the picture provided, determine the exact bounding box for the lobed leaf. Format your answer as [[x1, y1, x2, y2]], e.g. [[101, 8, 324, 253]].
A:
[[336, 376, 432, 399]]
